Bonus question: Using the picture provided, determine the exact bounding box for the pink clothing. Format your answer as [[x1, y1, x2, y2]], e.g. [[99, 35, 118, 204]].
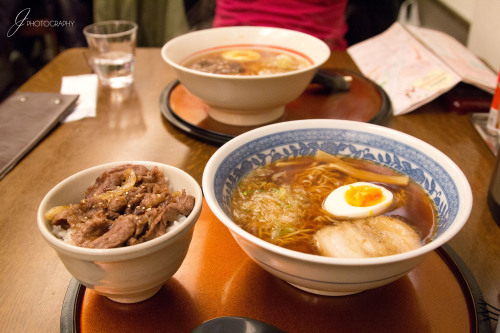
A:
[[213, 0, 348, 50]]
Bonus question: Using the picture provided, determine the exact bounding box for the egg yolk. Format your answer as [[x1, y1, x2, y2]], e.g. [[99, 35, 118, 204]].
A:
[[222, 50, 261, 61], [345, 185, 384, 207]]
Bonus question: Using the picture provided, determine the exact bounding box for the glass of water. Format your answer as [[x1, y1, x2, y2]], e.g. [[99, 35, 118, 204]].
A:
[[83, 21, 138, 88]]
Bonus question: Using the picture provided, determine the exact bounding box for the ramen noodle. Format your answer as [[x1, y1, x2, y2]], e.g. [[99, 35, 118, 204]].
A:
[[230, 151, 437, 258]]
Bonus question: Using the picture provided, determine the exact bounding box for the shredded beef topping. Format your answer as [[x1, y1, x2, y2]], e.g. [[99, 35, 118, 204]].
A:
[[46, 164, 195, 249]]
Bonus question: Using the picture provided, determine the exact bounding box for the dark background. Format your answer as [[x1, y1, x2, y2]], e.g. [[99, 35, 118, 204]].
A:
[[0, 0, 403, 102]]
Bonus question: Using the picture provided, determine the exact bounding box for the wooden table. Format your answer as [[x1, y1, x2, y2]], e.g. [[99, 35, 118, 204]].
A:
[[1, 48, 499, 332]]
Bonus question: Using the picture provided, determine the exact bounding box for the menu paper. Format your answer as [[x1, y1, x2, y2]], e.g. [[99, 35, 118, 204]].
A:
[[348, 22, 497, 115]]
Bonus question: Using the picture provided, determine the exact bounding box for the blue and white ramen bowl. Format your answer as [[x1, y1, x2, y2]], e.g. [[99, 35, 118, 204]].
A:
[[203, 119, 472, 295]]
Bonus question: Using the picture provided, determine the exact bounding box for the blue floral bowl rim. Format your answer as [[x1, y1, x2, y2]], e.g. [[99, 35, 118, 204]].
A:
[[202, 119, 473, 265]]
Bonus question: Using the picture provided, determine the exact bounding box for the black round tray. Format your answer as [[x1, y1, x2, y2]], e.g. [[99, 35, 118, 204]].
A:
[[160, 69, 393, 145], [60, 244, 492, 333]]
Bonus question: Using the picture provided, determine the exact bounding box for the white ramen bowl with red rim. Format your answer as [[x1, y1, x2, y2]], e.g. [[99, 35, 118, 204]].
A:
[[202, 119, 473, 296], [37, 161, 203, 303], [161, 26, 330, 126]]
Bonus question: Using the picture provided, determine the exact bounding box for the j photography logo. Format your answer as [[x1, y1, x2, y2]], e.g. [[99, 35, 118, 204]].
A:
[[7, 8, 75, 37]]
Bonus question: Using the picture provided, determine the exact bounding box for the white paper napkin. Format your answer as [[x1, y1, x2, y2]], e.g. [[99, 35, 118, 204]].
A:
[[60, 74, 98, 122]]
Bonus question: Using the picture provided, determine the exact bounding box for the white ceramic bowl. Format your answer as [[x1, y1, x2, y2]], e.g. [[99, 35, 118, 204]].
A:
[[38, 161, 203, 303], [202, 119, 473, 296], [161, 26, 330, 126]]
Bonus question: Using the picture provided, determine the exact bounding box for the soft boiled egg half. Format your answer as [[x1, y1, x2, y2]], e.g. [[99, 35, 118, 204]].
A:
[[221, 50, 261, 62], [323, 182, 393, 219]]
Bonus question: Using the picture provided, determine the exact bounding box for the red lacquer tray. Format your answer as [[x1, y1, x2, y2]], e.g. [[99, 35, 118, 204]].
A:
[[159, 69, 392, 145], [61, 199, 490, 333]]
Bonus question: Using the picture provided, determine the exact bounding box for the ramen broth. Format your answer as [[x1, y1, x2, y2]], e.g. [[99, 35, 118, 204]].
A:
[[182, 45, 311, 75], [230, 156, 438, 256]]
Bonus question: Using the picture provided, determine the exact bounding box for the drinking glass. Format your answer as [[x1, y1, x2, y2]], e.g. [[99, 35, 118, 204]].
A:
[[83, 21, 138, 88]]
